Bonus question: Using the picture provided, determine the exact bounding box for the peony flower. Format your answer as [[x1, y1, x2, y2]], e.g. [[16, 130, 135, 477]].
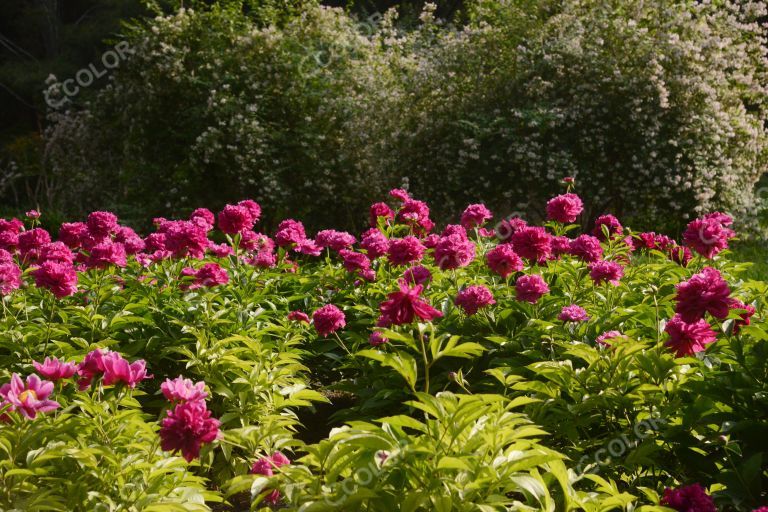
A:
[[88, 241, 127, 268], [569, 235, 603, 262], [288, 310, 310, 323], [58, 222, 88, 249], [160, 220, 210, 259], [664, 315, 717, 357], [161, 376, 208, 403], [0, 218, 23, 251], [403, 265, 432, 286], [160, 400, 220, 462], [0, 262, 22, 295], [369, 331, 388, 346], [674, 267, 731, 322], [183, 263, 229, 289], [485, 244, 523, 278], [511, 227, 552, 264], [596, 331, 626, 347], [434, 233, 475, 270], [551, 235, 571, 257], [115, 227, 145, 254], [588, 260, 624, 286], [249, 250, 277, 268], [218, 204, 255, 235], [274, 220, 306, 247], [389, 188, 411, 202], [515, 274, 549, 303], [190, 208, 215, 230], [683, 215, 734, 259], [18, 228, 51, 260], [387, 236, 426, 266], [397, 199, 433, 232], [422, 234, 440, 249], [76, 349, 107, 390], [31, 261, 78, 298], [316, 230, 356, 251], [460, 204, 493, 230], [208, 242, 234, 258], [669, 245, 693, 267], [369, 202, 395, 227], [86, 211, 119, 239], [251, 451, 291, 505], [360, 229, 389, 258], [559, 304, 589, 322], [0, 373, 59, 419], [144, 232, 167, 252], [313, 305, 346, 336], [101, 352, 151, 388], [293, 238, 322, 256], [661, 483, 716, 512], [592, 215, 622, 240], [25, 210, 41, 219], [238, 200, 261, 222], [33, 357, 76, 381], [455, 285, 495, 315], [339, 249, 370, 274], [241, 232, 274, 253], [728, 298, 756, 334], [377, 281, 442, 327], [546, 193, 583, 223]]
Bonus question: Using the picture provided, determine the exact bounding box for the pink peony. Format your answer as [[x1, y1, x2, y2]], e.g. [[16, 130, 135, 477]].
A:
[[0, 262, 22, 295], [293, 238, 322, 256], [596, 331, 626, 347], [569, 235, 603, 263], [160, 400, 220, 462], [683, 215, 735, 259], [288, 311, 310, 323], [184, 263, 229, 289], [86, 211, 119, 238], [360, 229, 389, 258], [144, 232, 167, 252], [377, 281, 442, 327], [26, 209, 41, 219], [661, 484, 716, 512], [31, 261, 78, 298], [546, 193, 583, 223], [316, 230, 356, 251], [369, 331, 388, 346], [76, 349, 107, 390], [218, 204, 255, 234], [511, 227, 552, 264], [387, 236, 426, 266], [551, 235, 572, 257], [190, 208, 215, 230], [669, 245, 693, 267], [0, 373, 59, 419], [728, 298, 756, 334], [238, 200, 261, 222], [59, 222, 88, 248], [115, 227, 146, 254], [274, 219, 306, 247], [161, 376, 208, 403], [515, 274, 549, 303], [33, 357, 76, 381], [18, 228, 51, 260], [369, 202, 395, 227], [160, 220, 210, 259], [422, 234, 440, 249], [664, 315, 717, 357], [251, 451, 291, 505], [497, 217, 528, 243], [434, 233, 476, 270], [241, 232, 274, 253], [588, 260, 624, 286], [455, 285, 495, 315], [485, 244, 524, 278], [389, 188, 411, 202], [592, 215, 623, 240], [101, 352, 151, 388], [674, 267, 731, 322], [313, 305, 346, 336], [208, 242, 234, 258], [460, 204, 493, 230], [397, 199, 433, 232], [339, 249, 370, 274], [559, 304, 589, 322], [403, 265, 432, 286], [88, 241, 127, 268]]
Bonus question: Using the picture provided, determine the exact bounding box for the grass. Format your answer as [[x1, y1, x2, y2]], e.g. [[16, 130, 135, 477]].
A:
[[729, 240, 768, 281]]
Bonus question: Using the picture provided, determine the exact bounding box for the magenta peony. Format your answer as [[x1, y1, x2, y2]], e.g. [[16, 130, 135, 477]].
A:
[[31, 261, 78, 298], [313, 304, 346, 336], [661, 483, 716, 512], [360, 228, 389, 258], [160, 400, 220, 462], [250, 451, 291, 505], [183, 263, 229, 289], [88, 241, 127, 268], [559, 304, 589, 322], [569, 235, 603, 263], [293, 238, 322, 256], [485, 244, 524, 278], [238, 200, 261, 222], [389, 188, 411, 202], [588, 260, 624, 286], [0, 262, 22, 295], [59, 222, 88, 248], [190, 208, 215, 230], [115, 226, 146, 254], [596, 331, 626, 347], [674, 267, 731, 322], [434, 233, 476, 270], [101, 352, 151, 388], [0, 373, 59, 419], [33, 357, 76, 381], [546, 193, 584, 223], [86, 211, 119, 239], [76, 349, 107, 390], [18, 228, 51, 260], [664, 315, 717, 357], [496, 216, 527, 243], [161, 376, 208, 403], [369, 331, 388, 346], [387, 236, 426, 266], [377, 281, 443, 327], [455, 285, 495, 315], [316, 230, 356, 251], [217, 204, 255, 235], [515, 274, 549, 303], [339, 249, 370, 274], [369, 202, 395, 227], [274, 219, 307, 247], [592, 214, 623, 240], [460, 203, 493, 230], [288, 311, 310, 323], [683, 215, 735, 259], [403, 265, 432, 286], [511, 227, 552, 264], [728, 298, 756, 333]]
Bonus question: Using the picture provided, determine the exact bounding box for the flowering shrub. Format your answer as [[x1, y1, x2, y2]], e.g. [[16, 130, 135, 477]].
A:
[[0, 190, 767, 510]]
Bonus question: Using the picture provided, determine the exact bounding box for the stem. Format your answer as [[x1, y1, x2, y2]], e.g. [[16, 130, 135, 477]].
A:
[[419, 332, 430, 394]]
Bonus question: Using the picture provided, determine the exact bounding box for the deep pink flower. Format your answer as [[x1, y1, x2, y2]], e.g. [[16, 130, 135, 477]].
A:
[[115, 227, 146, 254], [0, 373, 59, 419], [218, 204, 255, 235], [101, 352, 151, 388], [183, 263, 229, 289], [0, 218, 23, 251], [250, 451, 291, 505], [77, 349, 107, 390], [589, 260, 624, 286], [664, 315, 717, 357], [669, 245, 693, 267], [403, 265, 432, 286], [592, 215, 623, 240], [238, 200, 262, 222], [683, 216, 735, 259], [161, 376, 208, 403], [25, 209, 41, 219], [511, 227, 552, 264], [559, 304, 589, 322], [88, 241, 127, 268], [294, 238, 322, 256], [369, 331, 388, 346], [389, 189, 411, 202], [460, 204, 493, 230], [728, 298, 756, 333], [434, 234, 475, 270], [387, 236, 426, 266], [18, 228, 51, 260], [190, 208, 215, 230], [249, 250, 277, 268], [33, 357, 76, 381], [377, 281, 442, 327], [551, 236, 571, 257], [0, 262, 22, 295], [288, 311, 310, 323], [316, 230, 356, 251], [546, 193, 583, 223], [674, 267, 731, 322], [31, 261, 77, 298], [160, 220, 210, 259], [397, 199, 432, 232], [596, 331, 626, 347], [569, 235, 603, 262], [441, 224, 467, 238], [661, 484, 716, 512], [144, 232, 167, 252], [369, 202, 395, 227], [455, 285, 495, 315], [241, 231, 274, 253], [422, 234, 440, 249], [274, 219, 306, 247], [208, 242, 234, 258], [515, 274, 549, 303], [360, 229, 389, 258], [638, 232, 675, 252], [160, 400, 220, 462], [86, 211, 119, 238], [339, 249, 370, 274], [313, 305, 346, 336], [0, 249, 13, 263], [485, 244, 523, 278]]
